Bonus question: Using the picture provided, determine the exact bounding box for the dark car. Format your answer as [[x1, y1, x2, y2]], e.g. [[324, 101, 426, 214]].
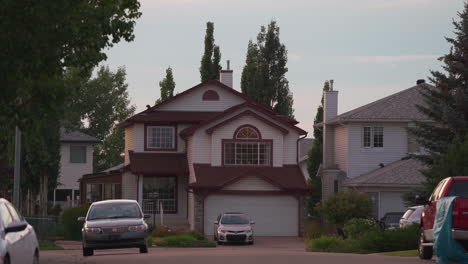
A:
[[79, 199, 150, 256], [380, 212, 404, 230]]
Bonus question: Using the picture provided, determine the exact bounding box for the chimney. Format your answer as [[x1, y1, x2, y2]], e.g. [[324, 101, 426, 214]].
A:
[[416, 79, 425, 85], [220, 60, 233, 88], [324, 80, 338, 122]]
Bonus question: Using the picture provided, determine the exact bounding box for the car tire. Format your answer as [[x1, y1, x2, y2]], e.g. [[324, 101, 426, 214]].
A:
[[140, 245, 149, 253], [83, 247, 94, 257], [32, 250, 39, 264], [217, 241, 223, 245], [4, 255, 10, 264], [418, 227, 433, 260], [248, 241, 254, 245]]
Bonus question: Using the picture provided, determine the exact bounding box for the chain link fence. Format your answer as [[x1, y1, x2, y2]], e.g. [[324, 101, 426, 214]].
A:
[[24, 216, 64, 241]]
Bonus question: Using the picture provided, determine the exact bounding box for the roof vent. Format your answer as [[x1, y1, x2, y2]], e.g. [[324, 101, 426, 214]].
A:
[[416, 79, 425, 85]]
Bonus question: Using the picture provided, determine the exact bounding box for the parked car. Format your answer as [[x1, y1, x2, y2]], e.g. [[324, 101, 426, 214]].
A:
[[0, 198, 39, 264], [213, 212, 255, 245], [380, 212, 404, 229], [400, 205, 424, 228], [79, 199, 150, 256], [419, 176, 468, 260]]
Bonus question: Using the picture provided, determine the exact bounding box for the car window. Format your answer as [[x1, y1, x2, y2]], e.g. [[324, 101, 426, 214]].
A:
[[447, 181, 468, 198], [5, 203, 23, 223], [430, 179, 447, 201], [220, 215, 249, 225], [408, 207, 424, 222], [87, 203, 142, 220], [402, 209, 414, 220], [0, 203, 14, 228]]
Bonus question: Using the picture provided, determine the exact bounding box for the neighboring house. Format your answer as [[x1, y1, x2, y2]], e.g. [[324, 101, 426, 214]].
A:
[[54, 128, 100, 208], [298, 138, 313, 180], [319, 80, 429, 219], [88, 66, 311, 236]]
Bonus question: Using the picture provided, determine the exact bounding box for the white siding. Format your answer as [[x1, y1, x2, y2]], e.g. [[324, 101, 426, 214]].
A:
[[192, 130, 211, 164], [283, 131, 300, 165], [157, 84, 245, 112], [333, 126, 348, 172], [188, 192, 195, 230], [347, 123, 408, 178], [124, 126, 135, 165], [122, 172, 138, 200], [209, 115, 284, 167], [58, 143, 94, 190], [223, 176, 281, 191], [134, 123, 190, 153], [379, 191, 408, 218]]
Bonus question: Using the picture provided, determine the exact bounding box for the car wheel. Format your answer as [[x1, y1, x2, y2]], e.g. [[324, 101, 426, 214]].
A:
[[418, 227, 433, 260], [32, 250, 39, 264], [83, 247, 94, 257], [213, 235, 217, 241], [4, 255, 10, 264], [140, 245, 148, 253], [248, 241, 254, 245]]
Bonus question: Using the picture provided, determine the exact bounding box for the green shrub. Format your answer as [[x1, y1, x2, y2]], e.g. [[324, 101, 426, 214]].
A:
[[185, 230, 206, 241], [61, 205, 89, 240], [307, 236, 363, 253], [359, 224, 419, 253], [153, 235, 216, 247], [151, 226, 173, 237], [315, 192, 372, 232], [343, 218, 379, 239]]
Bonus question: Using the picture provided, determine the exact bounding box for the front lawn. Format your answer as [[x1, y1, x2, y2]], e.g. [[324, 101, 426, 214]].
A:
[[147, 227, 216, 248], [39, 240, 64, 250], [379, 250, 418, 257]]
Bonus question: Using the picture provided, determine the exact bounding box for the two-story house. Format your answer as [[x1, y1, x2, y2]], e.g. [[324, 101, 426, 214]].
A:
[[108, 67, 310, 236], [53, 128, 100, 208], [319, 80, 429, 219]]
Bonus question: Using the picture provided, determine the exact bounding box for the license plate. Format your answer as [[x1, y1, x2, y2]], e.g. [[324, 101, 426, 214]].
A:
[[109, 235, 120, 241]]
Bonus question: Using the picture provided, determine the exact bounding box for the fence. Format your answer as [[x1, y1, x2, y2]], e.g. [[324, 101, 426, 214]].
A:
[[24, 216, 64, 241]]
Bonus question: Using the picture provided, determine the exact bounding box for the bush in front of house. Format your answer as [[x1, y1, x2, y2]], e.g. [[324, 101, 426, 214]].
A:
[[307, 235, 363, 253], [343, 218, 379, 239], [61, 205, 89, 240], [315, 192, 372, 235], [152, 234, 216, 247]]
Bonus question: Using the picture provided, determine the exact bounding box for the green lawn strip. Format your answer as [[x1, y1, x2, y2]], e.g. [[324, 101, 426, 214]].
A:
[[39, 240, 64, 250], [379, 250, 418, 256], [149, 234, 216, 248]]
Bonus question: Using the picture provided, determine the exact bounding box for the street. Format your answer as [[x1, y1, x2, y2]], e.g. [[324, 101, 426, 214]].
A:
[[41, 238, 434, 264]]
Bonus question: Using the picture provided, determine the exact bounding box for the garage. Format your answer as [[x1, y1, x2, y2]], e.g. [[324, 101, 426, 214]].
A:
[[204, 194, 298, 236]]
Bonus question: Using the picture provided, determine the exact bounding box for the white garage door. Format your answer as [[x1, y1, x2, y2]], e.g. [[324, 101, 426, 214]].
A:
[[204, 194, 298, 236]]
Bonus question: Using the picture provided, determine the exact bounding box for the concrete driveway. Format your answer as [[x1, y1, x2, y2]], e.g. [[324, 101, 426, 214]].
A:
[[41, 238, 433, 264]]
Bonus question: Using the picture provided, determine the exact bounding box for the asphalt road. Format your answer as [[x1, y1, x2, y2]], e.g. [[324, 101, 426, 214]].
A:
[[41, 239, 435, 264]]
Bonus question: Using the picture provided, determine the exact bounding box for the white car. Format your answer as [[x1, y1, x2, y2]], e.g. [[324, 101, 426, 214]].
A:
[[400, 205, 424, 228], [0, 198, 39, 264]]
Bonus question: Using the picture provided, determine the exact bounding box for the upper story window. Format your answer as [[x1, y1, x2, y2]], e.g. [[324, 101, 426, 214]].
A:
[[202, 90, 220, 101], [362, 126, 384, 148], [70, 145, 87, 163], [223, 125, 271, 166], [146, 125, 176, 150]]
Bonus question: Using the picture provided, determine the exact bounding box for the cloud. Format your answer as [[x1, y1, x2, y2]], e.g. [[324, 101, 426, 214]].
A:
[[352, 54, 439, 63], [368, 0, 444, 9], [289, 53, 303, 63]]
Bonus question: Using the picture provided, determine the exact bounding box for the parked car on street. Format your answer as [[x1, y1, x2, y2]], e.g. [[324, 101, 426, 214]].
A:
[[400, 205, 424, 228], [79, 199, 150, 256], [419, 176, 468, 260], [380, 212, 404, 230], [213, 212, 255, 245], [0, 198, 39, 264]]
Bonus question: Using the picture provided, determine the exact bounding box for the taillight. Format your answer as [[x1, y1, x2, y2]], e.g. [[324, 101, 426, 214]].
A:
[[452, 200, 468, 228]]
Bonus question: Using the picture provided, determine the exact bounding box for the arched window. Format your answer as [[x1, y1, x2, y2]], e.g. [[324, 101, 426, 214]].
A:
[[235, 126, 260, 139], [202, 90, 219, 101]]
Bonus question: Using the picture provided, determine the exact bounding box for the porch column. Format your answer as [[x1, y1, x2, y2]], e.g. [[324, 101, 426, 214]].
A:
[[138, 175, 143, 205]]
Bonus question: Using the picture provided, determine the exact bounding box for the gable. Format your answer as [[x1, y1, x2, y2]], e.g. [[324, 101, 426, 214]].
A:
[[222, 175, 281, 191], [157, 83, 245, 112]]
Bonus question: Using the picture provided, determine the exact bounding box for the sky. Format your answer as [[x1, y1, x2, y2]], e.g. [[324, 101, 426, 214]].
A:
[[102, 0, 464, 137]]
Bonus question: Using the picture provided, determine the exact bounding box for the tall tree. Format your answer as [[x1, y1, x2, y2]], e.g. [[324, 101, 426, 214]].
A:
[[307, 81, 330, 215], [240, 20, 294, 118], [408, 3, 468, 194], [63, 66, 136, 172], [156, 67, 176, 104], [200, 22, 222, 82]]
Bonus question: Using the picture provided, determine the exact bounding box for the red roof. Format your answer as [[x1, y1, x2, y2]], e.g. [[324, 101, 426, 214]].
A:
[[118, 111, 221, 127], [190, 164, 310, 191], [128, 151, 189, 175]]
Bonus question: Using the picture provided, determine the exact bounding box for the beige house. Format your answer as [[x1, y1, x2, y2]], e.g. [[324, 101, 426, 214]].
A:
[[319, 80, 429, 219]]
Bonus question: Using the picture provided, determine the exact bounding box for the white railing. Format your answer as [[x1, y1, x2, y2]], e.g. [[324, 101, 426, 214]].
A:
[[142, 199, 176, 214]]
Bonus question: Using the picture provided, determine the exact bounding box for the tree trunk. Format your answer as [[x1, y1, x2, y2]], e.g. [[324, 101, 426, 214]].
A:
[[39, 175, 48, 217]]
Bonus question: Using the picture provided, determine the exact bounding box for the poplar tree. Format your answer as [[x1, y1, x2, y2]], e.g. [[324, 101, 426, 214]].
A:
[[157, 67, 176, 104], [240, 20, 294, 118], [200, 22, 222, 82]]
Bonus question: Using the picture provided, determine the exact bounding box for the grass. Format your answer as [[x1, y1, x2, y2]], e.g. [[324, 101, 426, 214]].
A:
[[150, 234, 216, 247], [379, 250, 418, 256], [39, 240, 64, 250]]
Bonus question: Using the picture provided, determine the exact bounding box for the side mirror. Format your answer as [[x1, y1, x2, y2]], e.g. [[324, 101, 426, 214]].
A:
[[5, 223, 27, 234], [250, 221, 255, 225], [214, 221, 219, 225], [144, 214, 151, 219], [77, 217, 86, 222]]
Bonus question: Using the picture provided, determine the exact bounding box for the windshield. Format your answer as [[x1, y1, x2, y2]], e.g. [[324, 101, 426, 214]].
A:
[[402, 209, 415, 220], [87, 203, 142, 220], [447, 181, 468, 198], [220, 215, 250, 225]]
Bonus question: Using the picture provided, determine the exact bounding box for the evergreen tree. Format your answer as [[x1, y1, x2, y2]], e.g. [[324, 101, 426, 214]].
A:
[[307, 81, 330, 215], [409, 3, 468, 167], [240, 20, 294, 118], [200, 22, 222, 82], [157, 67, 176, 104]]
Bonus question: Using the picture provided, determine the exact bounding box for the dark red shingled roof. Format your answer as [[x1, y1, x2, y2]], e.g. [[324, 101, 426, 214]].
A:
[[118, 111, 221, 127], [128, 151, 189, 175], [190, 164, 310, 191]]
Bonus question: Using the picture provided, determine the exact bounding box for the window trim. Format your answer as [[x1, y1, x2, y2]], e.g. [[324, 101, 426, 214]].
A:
[[221, 139, 273, 167], [362, 126, 384, 149], [144, 124, 177, 151], [70, 145, 87, 164], [142, 175, 178, 214], [233, 125, 262, 139]]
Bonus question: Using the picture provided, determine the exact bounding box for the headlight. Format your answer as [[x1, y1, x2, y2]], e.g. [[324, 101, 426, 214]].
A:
[[218, 228, 227, 233], [84, 227, 102, 233], [246, 229, 253, 233], [128, 224, 147, 232]]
